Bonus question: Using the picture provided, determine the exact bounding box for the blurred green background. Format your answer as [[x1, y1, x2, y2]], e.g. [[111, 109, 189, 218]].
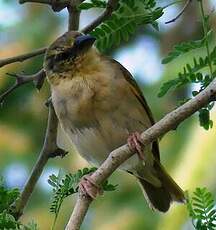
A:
[[0, 0, 216, 229]]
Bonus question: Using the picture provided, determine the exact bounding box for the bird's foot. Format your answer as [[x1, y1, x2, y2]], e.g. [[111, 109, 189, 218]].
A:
[[127, 132, 144, 161], [79, 174, 103, 199]]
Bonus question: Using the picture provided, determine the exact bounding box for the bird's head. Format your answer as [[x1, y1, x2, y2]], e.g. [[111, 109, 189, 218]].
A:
[[44, 31, 96, 73]]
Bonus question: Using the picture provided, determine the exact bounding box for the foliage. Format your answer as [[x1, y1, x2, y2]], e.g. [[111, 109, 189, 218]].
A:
[[161, 30, 213, 64], [48, 167, 117, 229], [0, 180, 20, 213], [89, 0, 163, 51], [158, 1, 216, 130], [78, 0, 106, 10], [0, 178, 38, 230], [187, 187, 216, 230]]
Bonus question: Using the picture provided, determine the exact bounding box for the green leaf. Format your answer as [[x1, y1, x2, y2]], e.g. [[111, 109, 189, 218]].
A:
[[162, 30, 213, 64], [158, 78, 187, 97], [159, 46, 216, 130], [0, 178, 37, 229], [78, 2, 95, 10], [0, 185, 20, 213], [91, 0, 163, 51], [49, 167, 117, 228], [0, 212, 18, 229], [151, 21, 159, 31], [199, 109, 212, 130], [101, 180, 118, 191], [187, 187, 216, 230], [78, 0, 106, 10]]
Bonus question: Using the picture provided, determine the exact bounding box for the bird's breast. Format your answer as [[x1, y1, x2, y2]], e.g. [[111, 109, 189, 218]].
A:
[[50, 68, 152, 169], [51, 71, 127, 165], [52, 76, 97, 129]]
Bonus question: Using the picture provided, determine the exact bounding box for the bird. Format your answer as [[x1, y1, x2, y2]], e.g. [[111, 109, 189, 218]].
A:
[[43, 31, 185, 212]]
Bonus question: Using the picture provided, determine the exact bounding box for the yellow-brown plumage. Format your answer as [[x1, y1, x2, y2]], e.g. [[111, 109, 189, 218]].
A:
[[44, 31, 185, 212]]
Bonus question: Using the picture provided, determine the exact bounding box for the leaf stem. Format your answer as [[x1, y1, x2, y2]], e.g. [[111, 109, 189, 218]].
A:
[[199, 0, 214, 78], [51, 214, 58, 230]]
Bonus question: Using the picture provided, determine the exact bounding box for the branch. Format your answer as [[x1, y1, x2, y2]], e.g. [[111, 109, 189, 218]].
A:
[[0, 69, 45, 104], [68, 1, 80, 31], [165, 0, 192, 24], [0, 47, 46, 68], [81, 0, 119, 34], [19, 0, 118, 32], [14, 103, 68, 218], [65, 78, 216, 230]]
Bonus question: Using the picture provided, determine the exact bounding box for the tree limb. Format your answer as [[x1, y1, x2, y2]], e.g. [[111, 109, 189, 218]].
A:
[[81, 0, 119, 34], [0, 69, 45, 104], [14, 103, 68, 218], [68, 3, 80, 31], [65, 78, 216, 230], [0, 47, 46, 68]]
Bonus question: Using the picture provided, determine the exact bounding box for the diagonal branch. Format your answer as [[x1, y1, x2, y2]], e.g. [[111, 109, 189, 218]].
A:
[[81, 0, 119, 34], [0, 47, 46, 68], [14, 103, 68, 219], [0, 69, 46, 104], [65, 78, 216, 230]]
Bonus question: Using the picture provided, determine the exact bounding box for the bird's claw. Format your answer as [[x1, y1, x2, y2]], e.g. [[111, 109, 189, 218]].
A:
[[127, 132, 145, 161], [79, 174, 103, 199]]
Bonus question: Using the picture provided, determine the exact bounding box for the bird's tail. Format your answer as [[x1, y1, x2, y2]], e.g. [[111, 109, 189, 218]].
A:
[[137, 160, 185, 212]]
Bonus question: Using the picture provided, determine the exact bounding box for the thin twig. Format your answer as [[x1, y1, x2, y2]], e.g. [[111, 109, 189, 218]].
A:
[[81, 0, 119, 34], [0, 47, 46, 68], [14, 104, 68, 219], [165, 0, 193, 24], [33, 69, 46, 90], [65, 78, 216, 230], [0, 69, 45, 104]]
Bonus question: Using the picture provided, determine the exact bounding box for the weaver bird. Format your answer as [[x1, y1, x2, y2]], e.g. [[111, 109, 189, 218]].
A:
[[44, 31, 185, 212]]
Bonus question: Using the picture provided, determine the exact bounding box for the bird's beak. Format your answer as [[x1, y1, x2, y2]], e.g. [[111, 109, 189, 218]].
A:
[[74, 35, 96, 50]]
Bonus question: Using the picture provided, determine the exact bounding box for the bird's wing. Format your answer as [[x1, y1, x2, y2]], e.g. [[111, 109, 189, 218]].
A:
[[108, 58, 160, 160]]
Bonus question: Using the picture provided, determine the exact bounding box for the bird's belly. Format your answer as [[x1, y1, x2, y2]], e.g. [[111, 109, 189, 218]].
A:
[[63, 124, 151, 172], [51, 76, 153, 171]]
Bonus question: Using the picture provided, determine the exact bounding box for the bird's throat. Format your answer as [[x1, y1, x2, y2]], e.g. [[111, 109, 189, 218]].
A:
[[46, 48, 103, 85]]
